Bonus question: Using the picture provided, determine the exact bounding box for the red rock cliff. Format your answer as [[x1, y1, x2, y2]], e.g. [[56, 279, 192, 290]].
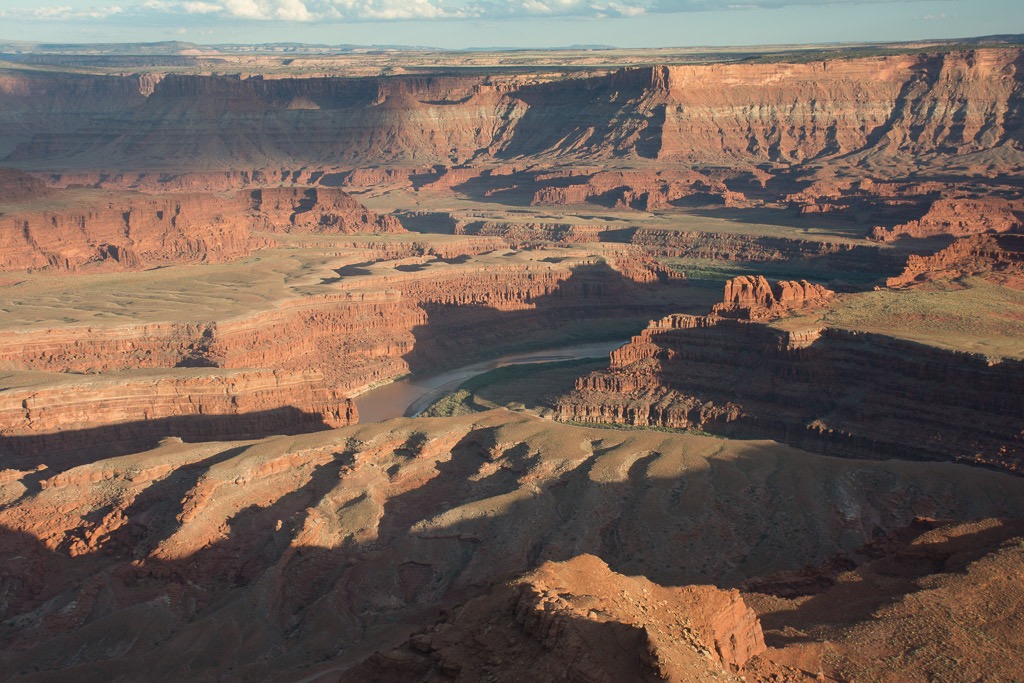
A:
[[558, 314, 1024, 474], [0, 186, 401, 272]]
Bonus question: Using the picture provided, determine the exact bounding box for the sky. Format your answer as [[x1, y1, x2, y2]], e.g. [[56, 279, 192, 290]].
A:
[[0, 0, 1022, 49]]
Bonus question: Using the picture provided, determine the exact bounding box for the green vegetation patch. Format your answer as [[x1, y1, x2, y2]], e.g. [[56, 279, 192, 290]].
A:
[[423, 358, 608, 417]]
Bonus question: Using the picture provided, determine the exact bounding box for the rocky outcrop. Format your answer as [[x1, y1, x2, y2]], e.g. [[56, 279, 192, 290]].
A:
[[248, 186, 404, 233], [0, 192, 259, 271], [558, 314, 1024, 474], [713, 275, 834, 320], [0, 369, 356, 464], [0, 186, 400, 272], [887, 232, 1024, 287], [871, 197, 1024, 241], [745, 518, 1024, 682], [0, 168, 49, 202], [528, 169, 738, 210], [344, 554, 764, 681]]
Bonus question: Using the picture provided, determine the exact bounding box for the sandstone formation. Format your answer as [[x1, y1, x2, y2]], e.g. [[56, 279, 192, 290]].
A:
[[0, 191, 258, 271], [712, 275, 834, 320], [528, 169, 741, 210], [345, 554, 764, 682], [0, 185, 401, 272], [871, 197, 1023, 242], [249, 186, 404, 234], [0, 259, 675, 384], [887, 232, 1024, 287], [0, 369, 356, 467], [2, 412, 1023, 680], [0, 168, 50, 202], [2, 42, 1024, 683], [0, 256, 684, 455], [4, 50, 1023, 174], [558, 313, 1024, 474]]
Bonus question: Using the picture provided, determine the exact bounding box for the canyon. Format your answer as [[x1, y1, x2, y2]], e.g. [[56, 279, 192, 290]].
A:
[[1, 40, 1023, 681]]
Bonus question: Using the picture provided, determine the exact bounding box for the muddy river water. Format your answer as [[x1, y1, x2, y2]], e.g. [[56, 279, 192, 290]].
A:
[[354, 340, 626, 423]]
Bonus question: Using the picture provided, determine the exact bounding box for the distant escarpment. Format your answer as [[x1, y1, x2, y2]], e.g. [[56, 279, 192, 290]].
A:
[[0, 168, 50, 202], [558, 297, 1024, 474], [4, 49, 1023, 174], [0, 185, 401, 272]]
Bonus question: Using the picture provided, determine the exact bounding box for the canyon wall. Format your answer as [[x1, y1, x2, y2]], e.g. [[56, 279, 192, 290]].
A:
[[0, 259, 683, 455], [0, 261, 672, 389], [0, 168, 51, 202], [558, 313, 1024, 474], [887, 232, 1024, 287], [0, 369, 356, 466], [3, 49, 1022, 173], [871, 197, 1024, 241], [0, 185, 401, 272]]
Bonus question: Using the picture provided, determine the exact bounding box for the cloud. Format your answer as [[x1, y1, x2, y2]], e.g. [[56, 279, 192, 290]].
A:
[[0, 4, 124, 19], [182, 1, 221, 11], [466, 0, 650, 18], [0, 0, 944, 24], [222, 0, 272, 19]]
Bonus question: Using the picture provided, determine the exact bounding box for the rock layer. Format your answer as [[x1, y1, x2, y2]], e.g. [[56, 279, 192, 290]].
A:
[[0, 369, 356, 466], [887, 232, 1024, 287], [4, 49, 1024, 174], [558, 313, 1024, 473], [871, 197, 1023, 242], [0, 185, 400, 272]]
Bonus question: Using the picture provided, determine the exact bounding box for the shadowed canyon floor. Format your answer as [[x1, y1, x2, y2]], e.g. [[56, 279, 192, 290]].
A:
[[1, 40, 1024, 681]]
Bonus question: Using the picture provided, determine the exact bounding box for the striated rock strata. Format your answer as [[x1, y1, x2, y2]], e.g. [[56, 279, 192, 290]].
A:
[[558, 313, 1024, 473], [4, 49, 1024, 174], [248, 186, 404, 234], [0, 261, 671, 388], [0, 168, 50, 202], [0, 369, 356, 465], [0, 259, 680, 455], [887, 232, 1024, 287], [871, 197, 1023, 242], [0, 186, 400, 272]]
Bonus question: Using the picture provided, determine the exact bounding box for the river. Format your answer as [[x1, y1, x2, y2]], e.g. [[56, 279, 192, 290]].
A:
[[354, 339, 626, 423]]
